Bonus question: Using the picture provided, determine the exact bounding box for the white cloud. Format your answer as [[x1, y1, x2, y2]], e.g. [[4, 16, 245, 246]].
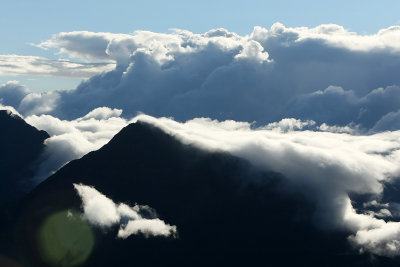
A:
[[74, 183, 120, 227], [285, 85, 400, 131], [0, 80, 29, 108], [36, 31, 129, 61], [251, 23, 400, 53], [349, 221, 400, 257], [79, 107, 123, 120], [261, 118, 316, 132], [37, 29, 271, 65], [73, 183, 177, 239], [318, 123, 360, 134], [118, 218, 177, 239], [37, 24, 400, 70], [0, 55, 115, 78], [372, 109, 400, 132], [363, 200, 389, 209], [19, 91, 60, 116]]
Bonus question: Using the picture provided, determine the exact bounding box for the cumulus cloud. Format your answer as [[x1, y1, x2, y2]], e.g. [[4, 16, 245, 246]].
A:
[[0, 80, 61, 116], [251, 23, 400, 53], [349, 221, 400, 257], [0, 55, 115, 78], [37, 29, 270, 65], [261, 118, 316, 132], [36, 31, 125, 61], [117, 218, 177, 239], [73, 183, 177, 239], [372, 109, 400, 132], [0, 81, 29, 108], [0, 24, 393, 132], [18, 91, 60, 116], [79, 107, 123, 120], [285, 85, 400, 130]]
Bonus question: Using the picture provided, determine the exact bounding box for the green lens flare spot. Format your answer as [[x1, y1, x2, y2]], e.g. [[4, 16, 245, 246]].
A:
[[37, 210, 95, 267]]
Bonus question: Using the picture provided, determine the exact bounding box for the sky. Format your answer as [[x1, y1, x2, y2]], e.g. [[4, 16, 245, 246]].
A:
[[1, 0, 400, 92]]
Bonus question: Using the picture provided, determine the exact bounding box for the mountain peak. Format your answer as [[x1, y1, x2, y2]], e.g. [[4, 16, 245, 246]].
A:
[[0, 109, 49, 203]]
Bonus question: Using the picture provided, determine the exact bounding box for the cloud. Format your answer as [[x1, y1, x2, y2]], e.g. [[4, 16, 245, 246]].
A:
[[261, 118, 316, 132], [2, 24, 395, 132], [73, 183, 119, 227], [79, 106, 123, 120], [349, 221, 400, 257], [18, 91, 60, 116], [0, 80, 60, 116], [284, 85, 400, 130], [36, 31, 125, 61], [73, 183, 177, 239], [0, 81, 29, 108], [251, 23, 400, 53], [0, 55, 115, 78], [36, 29, 270, 65], [118, 219, 177, 239], [372, 109, 400, 132]]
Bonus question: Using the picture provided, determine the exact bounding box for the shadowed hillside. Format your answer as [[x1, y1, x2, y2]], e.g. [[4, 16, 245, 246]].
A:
[[0, 110, 49, 204]]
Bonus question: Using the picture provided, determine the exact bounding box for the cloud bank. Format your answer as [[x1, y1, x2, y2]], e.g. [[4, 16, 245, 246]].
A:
[[73, 183, 177, 239], [2, 23, 400, 131]]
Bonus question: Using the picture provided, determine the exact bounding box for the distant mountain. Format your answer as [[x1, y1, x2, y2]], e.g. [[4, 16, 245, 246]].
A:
[[0, 110, 49, 204], [5, 121, 399, 266]]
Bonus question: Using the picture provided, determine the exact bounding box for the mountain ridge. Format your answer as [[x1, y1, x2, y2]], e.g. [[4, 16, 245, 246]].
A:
[[0, 110, 49, 204]]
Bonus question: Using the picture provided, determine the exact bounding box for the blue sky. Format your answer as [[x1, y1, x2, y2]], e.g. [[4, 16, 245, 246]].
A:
[[1, 0, 400, 92]]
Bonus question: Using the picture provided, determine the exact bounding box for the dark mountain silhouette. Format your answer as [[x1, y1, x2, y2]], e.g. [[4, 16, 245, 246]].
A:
[[0, 110, 49, 204], [3, 121, 399, 266]]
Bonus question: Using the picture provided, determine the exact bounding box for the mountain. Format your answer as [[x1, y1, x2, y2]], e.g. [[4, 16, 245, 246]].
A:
[[0, 110, 49, 204], [4, 121, 399, 266]]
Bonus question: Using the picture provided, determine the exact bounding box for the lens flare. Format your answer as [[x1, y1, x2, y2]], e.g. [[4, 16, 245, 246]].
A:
[[36, 209, 94, 266]]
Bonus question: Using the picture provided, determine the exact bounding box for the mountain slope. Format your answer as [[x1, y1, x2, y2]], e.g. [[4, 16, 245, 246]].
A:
[[8, 121, 399, 266], [0, 110, 49, 203]]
